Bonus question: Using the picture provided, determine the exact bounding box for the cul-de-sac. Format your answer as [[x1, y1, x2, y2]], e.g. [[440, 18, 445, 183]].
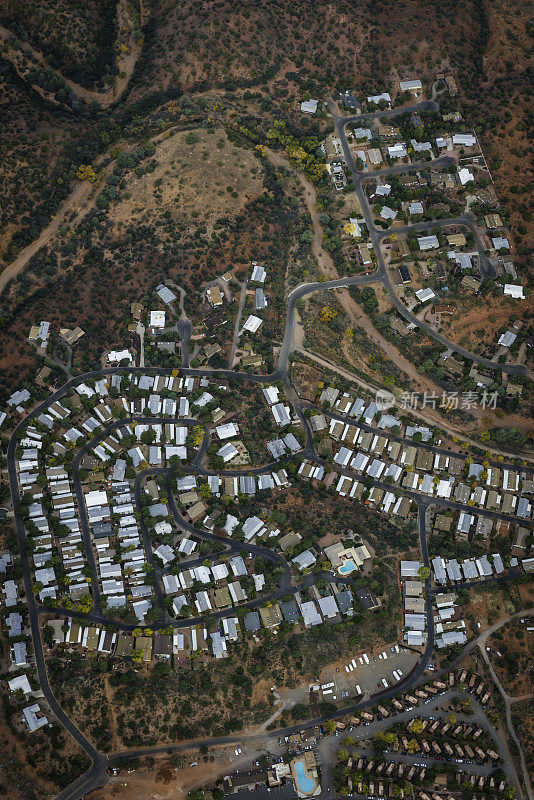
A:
[[0, 2, 532, 799]]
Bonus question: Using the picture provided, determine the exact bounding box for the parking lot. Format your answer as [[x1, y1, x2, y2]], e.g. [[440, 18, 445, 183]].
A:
[[319, 644, 420, 700]]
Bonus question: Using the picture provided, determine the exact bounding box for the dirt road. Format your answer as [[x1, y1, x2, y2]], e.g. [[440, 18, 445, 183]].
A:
[[0, 137, 146, 297], [266, 149, 532, 443], [0, 0, 142, 107], [0, 181, 94, 296], [295, 347, 532, 458], [267, 150, 453, 393]]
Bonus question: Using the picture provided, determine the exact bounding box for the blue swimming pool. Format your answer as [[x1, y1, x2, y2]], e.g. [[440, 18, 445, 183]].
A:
[[338, 560, 356, 575], [293, 761, 315, 794]]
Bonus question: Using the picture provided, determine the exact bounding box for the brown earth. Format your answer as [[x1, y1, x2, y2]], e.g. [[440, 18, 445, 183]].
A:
[[129, 0, 365, 100], [109, 129, 263, 235], [466, 583, 524, 634], [0, 0, 142, 103], [0, 126, 285, 390], [441, 296, 532, 358], [88, 757, 232, 800], [489, 619, 534, 697]]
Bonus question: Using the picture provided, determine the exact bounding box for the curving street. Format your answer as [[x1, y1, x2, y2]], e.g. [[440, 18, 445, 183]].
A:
[[7, 335, 532, 800], [3, 94, 532, 800], [328, 99, 529, 378]]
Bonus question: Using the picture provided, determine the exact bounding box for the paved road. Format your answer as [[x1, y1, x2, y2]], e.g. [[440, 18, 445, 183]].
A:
[[178, 318, 192, 368], [51, 341, 73, 379], [328, 98, 529, 378], [7, 358, 533, 800], [46, 396, 530, 635], [276, 272, 379, 376], [6, 433, 109, 798], [374, 212, 495, 278], [339, 99, 439, 126], [333, 745, 495, 776], [310, 404, 534, 474], [316, 689, 521, 800], [4, 95, 532, 800], [317, 451, 530, 528], [10, 406, 532, 800], [229, 279, 248, 368], [362, 154, 454, 178], [296, 349, 533, 459]]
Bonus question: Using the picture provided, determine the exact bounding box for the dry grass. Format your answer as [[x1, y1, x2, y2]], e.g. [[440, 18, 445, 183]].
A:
[[109, 128, 263, 236]]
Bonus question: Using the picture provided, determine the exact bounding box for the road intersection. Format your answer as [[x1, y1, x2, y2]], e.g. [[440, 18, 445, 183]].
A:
[[4, 96, 532, 800], [328, 99, 530, 378], [7, 356, 531, 800]]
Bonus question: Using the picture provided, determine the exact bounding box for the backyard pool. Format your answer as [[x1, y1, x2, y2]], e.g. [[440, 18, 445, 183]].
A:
[[338, 560, 357, 575]]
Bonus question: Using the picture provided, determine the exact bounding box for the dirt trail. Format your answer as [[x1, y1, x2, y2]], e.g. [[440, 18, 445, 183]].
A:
[[296, 347, 531, 459], [268, 149, 338, 279], [267, 150, 435, 391], [0, 0, 142, 107], [267, 149, 532, 441], [0, 181, 94, 295], [479, 634, 534, 800], [103, 677, 120, 751], [0, 137, 146, 296]]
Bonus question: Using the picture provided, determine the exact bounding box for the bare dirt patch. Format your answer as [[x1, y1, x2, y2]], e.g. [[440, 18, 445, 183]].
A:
[[291, 361, 326, 400], [465, 584, 523, 634], [489, 619, 533, 697], [110, 128, 263, 236], [439, 294, 531, 357]]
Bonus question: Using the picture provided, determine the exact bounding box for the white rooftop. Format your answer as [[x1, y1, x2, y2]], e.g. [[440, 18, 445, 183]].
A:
[[149, 310, 165, 328], [418, 235, 439, 250], [368, 92, 391, 104], [458, 167, 474, 186], [415, 287, 436, 303], [300, 99, 318, 114], [156, 284, 176, 304], [400, 79, 422, 91], [243, 315, 263, 334], [504, 284, 524, 299]]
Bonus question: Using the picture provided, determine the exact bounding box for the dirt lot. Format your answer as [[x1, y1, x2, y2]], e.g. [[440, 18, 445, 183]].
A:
[[465, 583, 524, 634], [88, 750, 241, 800], [291, 360, 334, 401], [439, 293, 531, 358], [109, 128, 263, 236], [489, 618, 533, 696]]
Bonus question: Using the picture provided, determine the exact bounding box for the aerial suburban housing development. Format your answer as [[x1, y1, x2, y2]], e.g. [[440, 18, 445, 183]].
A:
[[0, 2, 531, 800]]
